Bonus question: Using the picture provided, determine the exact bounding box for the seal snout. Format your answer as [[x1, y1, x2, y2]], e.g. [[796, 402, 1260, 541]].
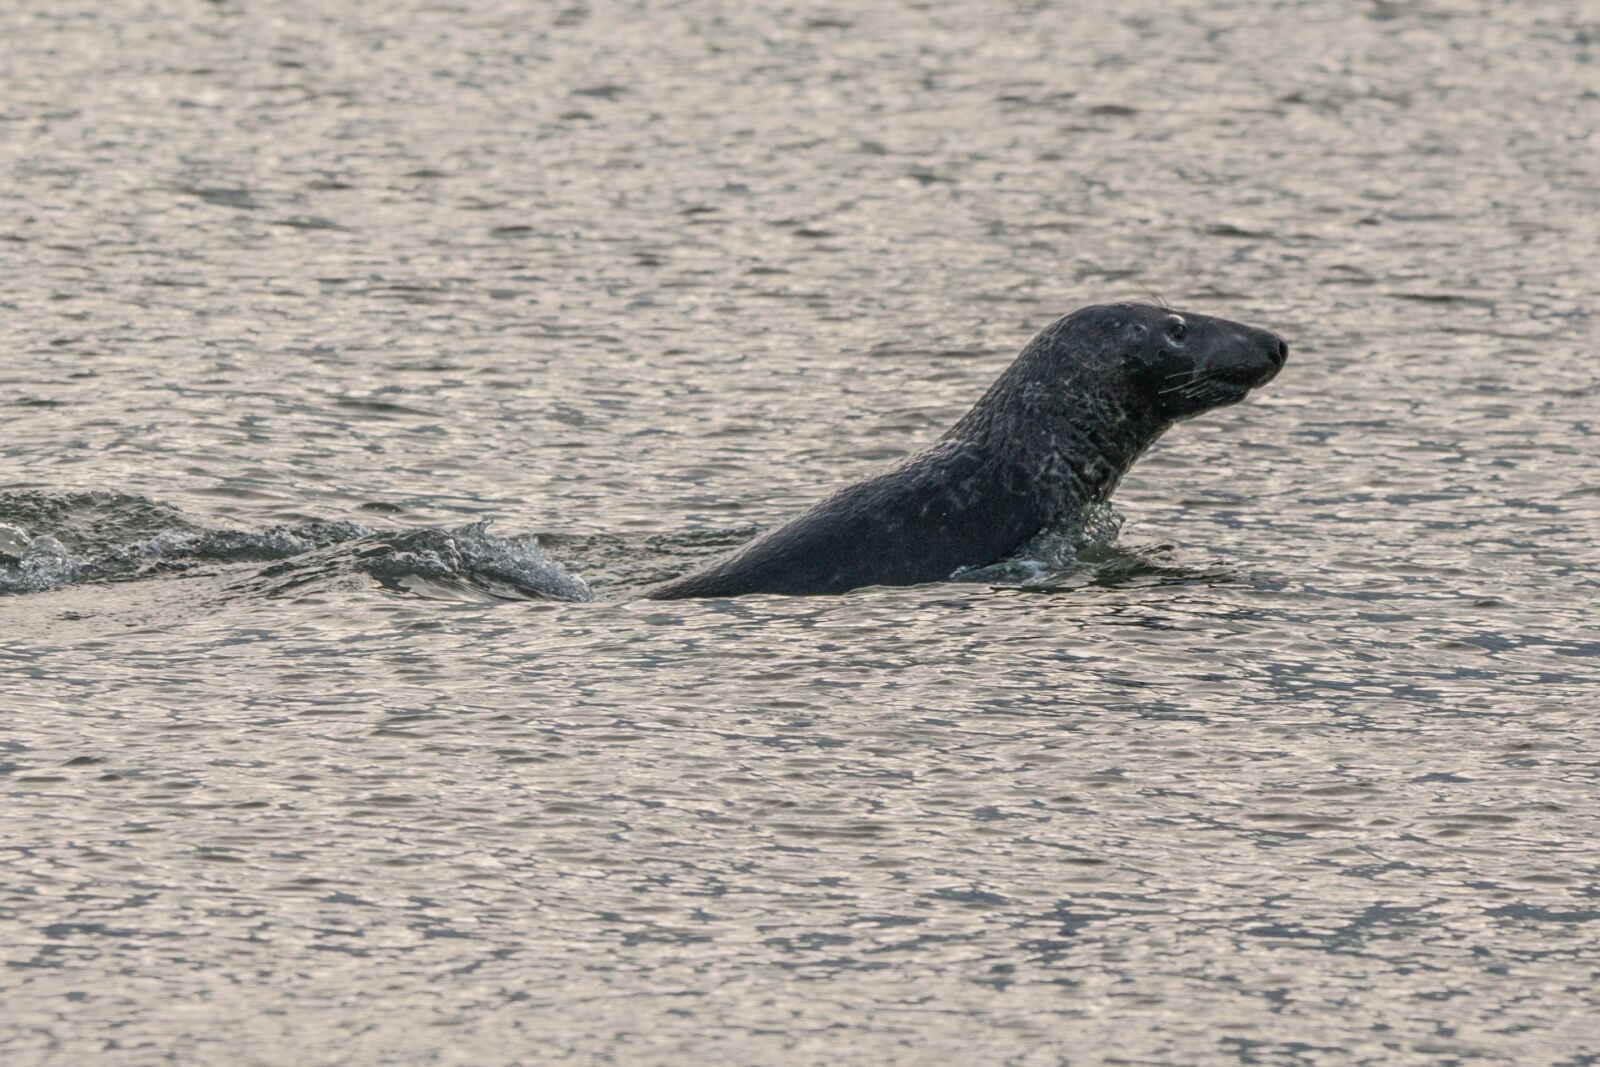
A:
[[1269, 336, 1288, 370], [1247, 329, 1288, 387]]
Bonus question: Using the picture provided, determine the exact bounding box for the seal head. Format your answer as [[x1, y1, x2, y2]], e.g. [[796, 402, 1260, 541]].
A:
[[647, 303, 1287, 599]]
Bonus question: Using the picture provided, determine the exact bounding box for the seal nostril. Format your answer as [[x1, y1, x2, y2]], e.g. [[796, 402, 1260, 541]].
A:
[[1273, 339, 1288, 366]]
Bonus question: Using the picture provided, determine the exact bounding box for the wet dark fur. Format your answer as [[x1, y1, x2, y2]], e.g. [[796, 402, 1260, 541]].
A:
[[647, 303, 1287, 599]]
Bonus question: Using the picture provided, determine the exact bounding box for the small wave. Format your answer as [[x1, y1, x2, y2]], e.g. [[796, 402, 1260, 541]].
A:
[[0, 491, 591, 602], [351, 521, 592, 602]]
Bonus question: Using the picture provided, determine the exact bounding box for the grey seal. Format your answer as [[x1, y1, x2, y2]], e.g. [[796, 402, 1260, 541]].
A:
[[646, 303, 1287, 599]]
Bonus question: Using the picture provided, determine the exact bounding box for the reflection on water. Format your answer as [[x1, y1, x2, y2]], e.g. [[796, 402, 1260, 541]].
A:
[[3, 0, 1598, 1063]]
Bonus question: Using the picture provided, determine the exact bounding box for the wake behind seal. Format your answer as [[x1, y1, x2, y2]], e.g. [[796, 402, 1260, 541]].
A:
[[645, 303, 1288, 600]]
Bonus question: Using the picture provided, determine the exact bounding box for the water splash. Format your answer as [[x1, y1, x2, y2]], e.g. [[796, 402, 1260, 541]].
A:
[[953, 502, 1127, 586], [0, 530, 78, 595], [0, 522, 32, 562]]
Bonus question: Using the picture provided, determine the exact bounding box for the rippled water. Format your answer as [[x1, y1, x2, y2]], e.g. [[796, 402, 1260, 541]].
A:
[[4, 1, 1599, 1063]]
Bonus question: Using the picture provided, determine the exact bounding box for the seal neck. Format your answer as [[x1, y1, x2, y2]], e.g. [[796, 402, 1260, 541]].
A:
[[949, 358, 1168, 517]]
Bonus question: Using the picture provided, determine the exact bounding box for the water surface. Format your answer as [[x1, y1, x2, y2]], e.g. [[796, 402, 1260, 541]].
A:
[[3, 1, 1599, 1063]]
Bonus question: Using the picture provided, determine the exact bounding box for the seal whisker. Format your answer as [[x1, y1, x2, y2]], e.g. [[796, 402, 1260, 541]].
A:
[[1137, 284, 1172, 312]]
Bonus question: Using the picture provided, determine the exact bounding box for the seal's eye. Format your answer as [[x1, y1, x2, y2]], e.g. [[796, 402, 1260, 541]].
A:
[[1163, 316, 1187, 343]]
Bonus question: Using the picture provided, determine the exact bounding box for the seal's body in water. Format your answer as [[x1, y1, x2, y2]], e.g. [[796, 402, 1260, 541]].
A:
[[646, 303, 1287, 599]]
